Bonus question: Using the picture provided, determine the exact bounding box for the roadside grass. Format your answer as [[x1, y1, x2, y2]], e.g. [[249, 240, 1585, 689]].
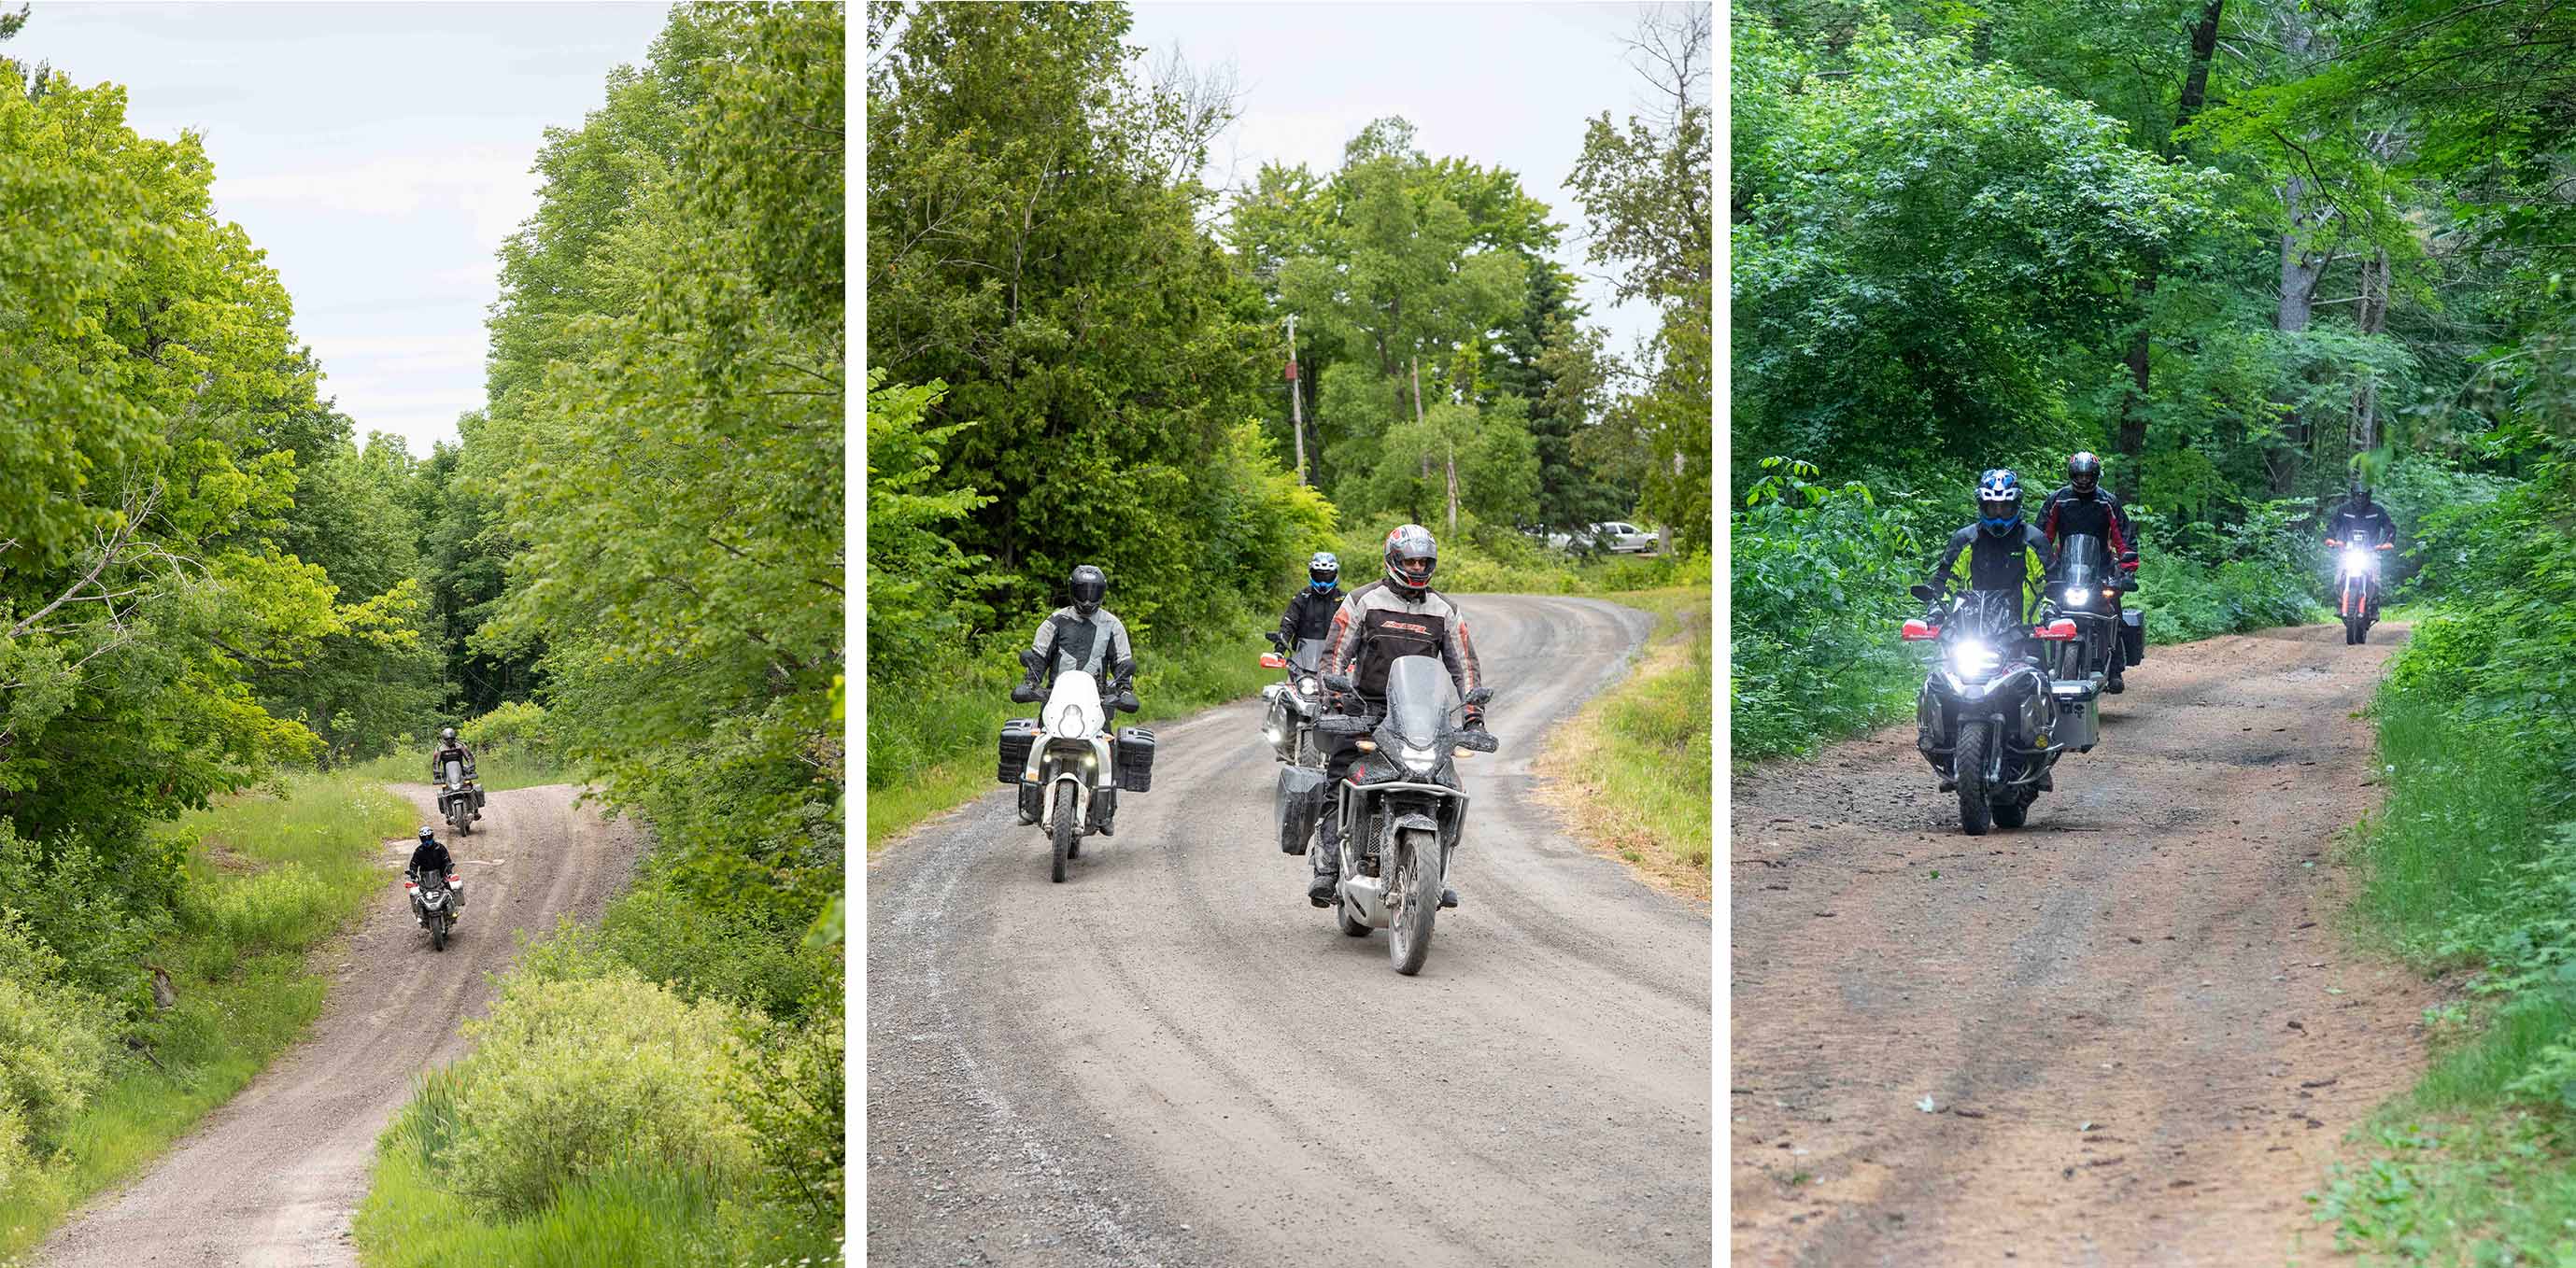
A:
[[1536, 586, 1714, 901], [0, 773, 413, 1263], [2313, 617, 2576, 1263], [867, 550, 1706, 853]]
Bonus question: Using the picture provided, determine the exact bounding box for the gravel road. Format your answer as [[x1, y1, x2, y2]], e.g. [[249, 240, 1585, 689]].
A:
[[867, 594, 1714, 1267], [1732, 622, 2434, 1266], [39, 782, 641, 1268]]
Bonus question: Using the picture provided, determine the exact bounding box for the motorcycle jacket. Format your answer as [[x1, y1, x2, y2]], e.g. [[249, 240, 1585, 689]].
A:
[[1277, 586, 1342, 647], [407, 839, 453, 880], [1931, 522, 2055, 622], [2038, 486, 2135, 557], [1321, 579, 1484, 706], [2325, 500, 2396, 547], [1028, 606, 1136, 688]]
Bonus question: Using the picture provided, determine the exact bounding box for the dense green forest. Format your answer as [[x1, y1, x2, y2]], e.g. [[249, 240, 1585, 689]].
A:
[[865, 0, 1712, 843], [0, 4, 840, 1261], [1733, 0, 2576, 1256]]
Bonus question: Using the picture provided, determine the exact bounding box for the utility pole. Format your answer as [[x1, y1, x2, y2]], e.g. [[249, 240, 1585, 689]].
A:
[[1284, 315, 1308, 486]]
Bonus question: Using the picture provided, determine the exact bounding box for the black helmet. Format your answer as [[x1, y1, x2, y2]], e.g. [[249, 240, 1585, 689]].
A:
[[1975, 469, 2024, 535], [2350, 475, 2371, 505], [1307, 551, 1339, 591], [2067, 451, 2102, 496], [1383, 524, 1437, 598], [1069, 564, 1107, 616]]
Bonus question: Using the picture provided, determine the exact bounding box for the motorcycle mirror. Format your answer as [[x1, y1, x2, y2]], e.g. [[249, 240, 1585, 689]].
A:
[[1463, 687, 1493, 707], [1909, 584, 1941, 602], [1259, 653, 1287, 669], [1900, 618, 1936, 641]]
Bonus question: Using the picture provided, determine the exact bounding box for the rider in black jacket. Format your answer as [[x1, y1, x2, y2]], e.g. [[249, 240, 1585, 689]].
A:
[[1276, 552, 1342, 648], [406, 827, 461, 917], [2324, 482, 2399, 618], [2035, 452, 2139, 691]]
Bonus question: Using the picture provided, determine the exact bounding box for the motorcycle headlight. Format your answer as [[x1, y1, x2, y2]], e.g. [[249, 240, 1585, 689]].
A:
[[2062, 587, 2088, 607], [1401, 744, 1438, 774], [2342, 547, 2374, 574], [1298, 677, 1318, 697], [1946, 638, 1999, 679]]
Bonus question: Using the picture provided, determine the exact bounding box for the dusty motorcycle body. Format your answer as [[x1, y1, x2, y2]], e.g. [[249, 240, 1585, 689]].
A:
[[1905, 586, 2087, 836], [404, 870, 462, 951], [1311, 656, 1496, 977], [436, 754, 484, 837], [2045, 534, 2144, 687]]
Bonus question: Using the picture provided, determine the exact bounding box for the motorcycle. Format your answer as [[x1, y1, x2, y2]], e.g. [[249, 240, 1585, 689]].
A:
[[1904, 585, 2086, 836], [1262, 632, 1331, 856], [436, 754, 484, 837], [2045, 534, 2143, 692], [1309, 656, 1496, 976], [2326, 536, 2396, 644], [404, 869, 462, 951], [1001, 663, 1150, 882]]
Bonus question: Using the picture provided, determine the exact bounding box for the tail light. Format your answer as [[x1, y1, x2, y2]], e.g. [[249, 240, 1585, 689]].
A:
[[2035, 619, 2079, 641], [1900, 619, 1936, 641]]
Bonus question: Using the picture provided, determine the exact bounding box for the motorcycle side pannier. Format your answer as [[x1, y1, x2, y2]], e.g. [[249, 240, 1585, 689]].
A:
[[997, 717, 1040, 784], [1114, 726, 1157, 793], [2120, 610, 2145, 666]]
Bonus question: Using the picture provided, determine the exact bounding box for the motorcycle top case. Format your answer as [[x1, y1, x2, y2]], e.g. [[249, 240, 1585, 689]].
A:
[[2120, 609, 2145, 666], [1114, 726, 1157, 793], [997, 717, 1040, 784]]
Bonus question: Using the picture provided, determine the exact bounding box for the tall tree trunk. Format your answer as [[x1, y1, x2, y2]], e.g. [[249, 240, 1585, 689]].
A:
[[2270, 7, 2325, 498], [2115, 0, 2225, 501], [1444, 437, 1459, 539]]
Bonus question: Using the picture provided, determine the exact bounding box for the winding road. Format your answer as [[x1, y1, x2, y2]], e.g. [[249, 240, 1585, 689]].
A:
[[39, 783, 641, 1268], [866, 594, 1714, 1267], [1731, 623, 2435, 1266]]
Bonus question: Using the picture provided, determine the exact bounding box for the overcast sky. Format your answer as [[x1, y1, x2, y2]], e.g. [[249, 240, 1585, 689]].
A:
[[1124, 1, 1701, 364], [12, 1, 674, 456]]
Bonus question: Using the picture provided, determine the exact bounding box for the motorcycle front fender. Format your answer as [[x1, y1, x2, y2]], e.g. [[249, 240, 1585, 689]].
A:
[[1036, 771, 1091, 833]]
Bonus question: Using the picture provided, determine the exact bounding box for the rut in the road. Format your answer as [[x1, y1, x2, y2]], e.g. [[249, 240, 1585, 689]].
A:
[[1731, 624, 2433, 1268], [38, 784, 641, 1268]]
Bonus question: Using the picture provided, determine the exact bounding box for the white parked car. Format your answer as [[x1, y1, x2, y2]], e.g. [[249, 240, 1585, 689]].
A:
[[1546, 521, 1659, 555]]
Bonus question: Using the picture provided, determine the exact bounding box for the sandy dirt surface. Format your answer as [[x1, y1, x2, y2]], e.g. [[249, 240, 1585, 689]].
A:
[[1731, 622, 2438, 1266], [867, 594, 1714, 1267], [39, 782, 641, 1268]]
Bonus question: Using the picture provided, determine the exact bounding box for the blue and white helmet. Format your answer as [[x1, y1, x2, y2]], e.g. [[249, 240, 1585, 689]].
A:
[[1975, 469, 2023, 535], [1307, 551, 1339, 590]]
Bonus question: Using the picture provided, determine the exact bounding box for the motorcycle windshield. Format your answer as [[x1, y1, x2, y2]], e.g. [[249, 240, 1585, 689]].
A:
[[1291, 637, 1325, 675], [443, 758, 464, 786], [1381, 655, 1457, 749], [1950, 589, 2025, 639], [2053, 534, 2107, 591], [1043, 671, 1102, 738]]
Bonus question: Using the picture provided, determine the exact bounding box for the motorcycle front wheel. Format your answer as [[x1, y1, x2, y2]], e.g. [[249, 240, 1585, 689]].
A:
[[1389, 828, 1440, 976], [432, 911, 447, 952], [1050, 782, 1076, 883], [1955, 723, 1993, 837]]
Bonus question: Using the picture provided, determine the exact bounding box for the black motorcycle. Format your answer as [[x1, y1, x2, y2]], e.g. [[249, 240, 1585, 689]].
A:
[[2327, 536, 2396, 644], [1310, 657, 1495, 976], [2044, 534, 2143, 691], [405, 869, 460, 951], [1904, 585, 2086, 835], [1263, 632, 1331, 855]]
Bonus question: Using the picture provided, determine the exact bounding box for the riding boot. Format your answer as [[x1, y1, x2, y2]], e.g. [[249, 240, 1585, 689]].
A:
[[1309, 828, 1340, 908], [1017, 784, 1040, 825], [1090, 787, 1116, 838]]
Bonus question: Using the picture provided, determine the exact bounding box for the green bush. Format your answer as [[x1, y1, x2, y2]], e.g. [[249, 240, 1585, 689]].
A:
[[598, 885, 836, 1021], [0, 916, 113, 1153], [459, 699, 554, 761], [190, 862, 333, 955], [438, 973, 755, 1218], [1731, 459, 1925, 764]]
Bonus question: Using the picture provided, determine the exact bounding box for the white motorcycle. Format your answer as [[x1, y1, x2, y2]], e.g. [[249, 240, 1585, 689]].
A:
[[1000, 667, 1151, 882]]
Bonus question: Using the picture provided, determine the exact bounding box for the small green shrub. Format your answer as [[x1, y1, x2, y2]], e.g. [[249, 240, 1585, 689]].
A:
[[0, 917, 113, 1152], [460, 699, 554, 760], [439, 974, 755, 1218], [599, 886, 834, 1021], [190, 862, 333, 954]]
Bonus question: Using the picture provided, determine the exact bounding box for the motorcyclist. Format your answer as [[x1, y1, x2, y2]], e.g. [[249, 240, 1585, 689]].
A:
[[2035, 452, 2139, 692], [1275, 551, 1342, 650], [2323, 480, 2399, 619], [1312, 524, 1486, 911], [1010, 564, 1139, 836], [405, 826, 461, 918], [1928, 470, 2059, 786], [429, 726, 475, 783]]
